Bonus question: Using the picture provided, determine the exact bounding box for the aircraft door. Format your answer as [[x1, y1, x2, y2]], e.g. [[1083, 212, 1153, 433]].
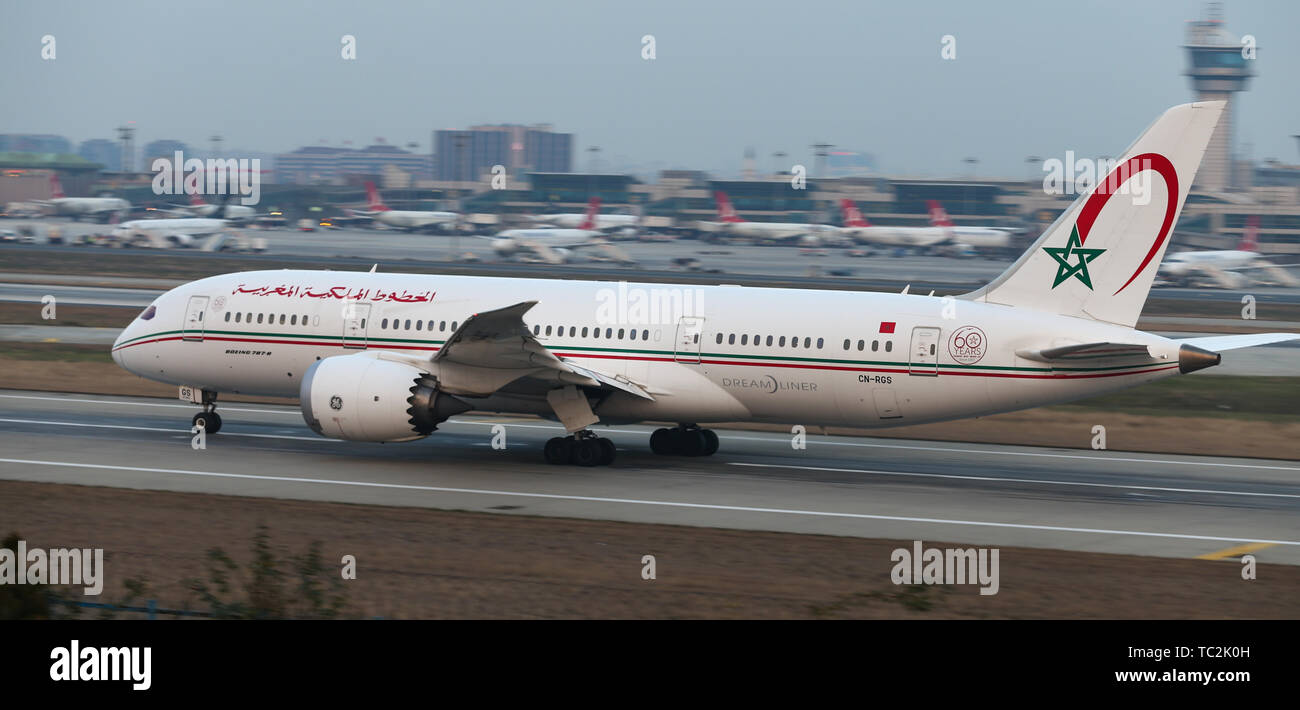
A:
[[908, 326, 940, 376], [181, 296, 209, 342], [673, 317, 704, 364], [342, 303, 371, 349]]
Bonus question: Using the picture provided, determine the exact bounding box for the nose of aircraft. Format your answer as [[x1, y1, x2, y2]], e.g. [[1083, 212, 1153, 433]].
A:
[[111, 329, 128, 368]]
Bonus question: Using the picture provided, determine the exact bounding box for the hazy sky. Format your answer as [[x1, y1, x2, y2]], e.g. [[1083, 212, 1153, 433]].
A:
[[3, 0, 1296, 178]]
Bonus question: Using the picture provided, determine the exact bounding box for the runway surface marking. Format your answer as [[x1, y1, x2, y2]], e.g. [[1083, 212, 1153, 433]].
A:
[[0, 417, 335, 442], [1, 416, 1292, 500], [4, 392, 1298, 473], [2, 457, 1298, 548], [1195, 542, 1278, 560], [728, 462, 1300, 499]]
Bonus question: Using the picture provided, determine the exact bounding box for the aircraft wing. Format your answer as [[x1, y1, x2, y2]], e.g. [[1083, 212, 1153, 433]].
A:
[[1186, 264, 1246, 289], [1222, 263, 1300, 286], [428, 300, 653, 400]]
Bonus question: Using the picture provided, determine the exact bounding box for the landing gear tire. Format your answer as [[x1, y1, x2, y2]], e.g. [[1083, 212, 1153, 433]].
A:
[[650, 426, 718, 457], [545, 435, 615, 466], [650, 428, 672, 455], [544, 437, 572, 465], [572, 438, 603, 467], [192, 411, 222, 434], [700, 429, 719, 456], [597, 438, 617, 466]]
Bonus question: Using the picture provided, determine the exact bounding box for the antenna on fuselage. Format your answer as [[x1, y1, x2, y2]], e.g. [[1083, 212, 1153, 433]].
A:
[[369, 264, 378, 273], [901, 284, 910, 295]]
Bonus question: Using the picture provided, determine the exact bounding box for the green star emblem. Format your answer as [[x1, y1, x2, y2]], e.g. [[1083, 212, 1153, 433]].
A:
[[1043, 225, 1105, 289]]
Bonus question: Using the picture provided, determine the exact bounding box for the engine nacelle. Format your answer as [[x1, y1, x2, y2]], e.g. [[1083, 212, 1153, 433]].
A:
[[300, 352, 471, 442]]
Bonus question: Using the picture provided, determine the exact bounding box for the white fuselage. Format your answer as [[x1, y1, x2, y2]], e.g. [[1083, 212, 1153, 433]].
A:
[[47, 197, 130, 217], [698, 220, 827, 242], [491, 228, 603, 254], [113, 218, 229, 248], [373, 210, 459, 230], [841, 225, 1010, 249], [115, 217, 228, 235], [178, 203, 257, 220], [112, 270, 1186, 429], [1160, 249, 1257, 275], [533, 214, 637, 229]]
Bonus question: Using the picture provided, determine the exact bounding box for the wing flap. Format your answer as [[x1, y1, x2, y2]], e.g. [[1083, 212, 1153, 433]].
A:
[[431, 300, 654, 400], [1016, 342, 1156, 362]]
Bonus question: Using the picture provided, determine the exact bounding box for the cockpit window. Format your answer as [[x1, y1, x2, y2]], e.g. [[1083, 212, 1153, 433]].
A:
[[139, 305, 157, 321]]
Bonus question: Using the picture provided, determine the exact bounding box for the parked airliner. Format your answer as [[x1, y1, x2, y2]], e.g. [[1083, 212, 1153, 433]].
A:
[[351, 182, 460, 232], [1159, 216, 1298, 287], [489, 198, 634, 264], [698, 192, 834, 245], [111, 101, 1297, 467], [37, 175, 130, 222]]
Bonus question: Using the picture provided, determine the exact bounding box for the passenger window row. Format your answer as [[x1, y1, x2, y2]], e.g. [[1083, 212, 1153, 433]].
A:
[[532, 324, 651, 341], [713, 333, 828, 350], [842, 338, 893, 353], [225, 311, 311, 326], [379, 318, 456, 333]]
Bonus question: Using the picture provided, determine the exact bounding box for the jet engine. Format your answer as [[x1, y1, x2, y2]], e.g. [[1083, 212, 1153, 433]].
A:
[[300, 352, 471, 442]]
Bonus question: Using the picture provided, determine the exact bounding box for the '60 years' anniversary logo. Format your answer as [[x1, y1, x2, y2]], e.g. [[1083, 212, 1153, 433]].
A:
[[948, 326, 987, 365]]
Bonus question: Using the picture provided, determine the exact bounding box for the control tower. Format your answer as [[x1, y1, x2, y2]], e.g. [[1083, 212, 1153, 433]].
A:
[[1184, 3, 1255, 192]]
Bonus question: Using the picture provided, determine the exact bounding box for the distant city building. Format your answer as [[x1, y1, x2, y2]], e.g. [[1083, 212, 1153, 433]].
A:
[[434, 124, 572, 182], [141, 139, 192, 167], [274, 142, 433, 185], [0, 134, 72, 154], [78, 138, 121, 172], [825, 150, 877, 177]]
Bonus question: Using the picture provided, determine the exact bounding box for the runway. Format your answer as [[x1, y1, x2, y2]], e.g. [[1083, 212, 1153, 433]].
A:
[[1, 389, 1296, 565]]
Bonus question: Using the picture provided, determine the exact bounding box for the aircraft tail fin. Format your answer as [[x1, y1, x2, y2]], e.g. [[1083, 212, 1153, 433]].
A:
[[578, 197, 601, 230], [841, 199, 870, 227], [49, 174, 66, 199], [962, 101, 1225, 328], [927, 200, 953, 228], [715, 191, 743, 222], [1239, 216, 1259, 252], [365, 181, 389, 212]]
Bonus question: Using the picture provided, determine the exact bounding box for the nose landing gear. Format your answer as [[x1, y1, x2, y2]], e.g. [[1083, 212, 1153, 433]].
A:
[[191, 390, 222, 434]]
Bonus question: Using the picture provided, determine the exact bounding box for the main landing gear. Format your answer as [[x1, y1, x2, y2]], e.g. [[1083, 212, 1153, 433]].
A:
[[544, 431, 616, 467], [650, 425, 719, 457], [191, 390, 222, 434]]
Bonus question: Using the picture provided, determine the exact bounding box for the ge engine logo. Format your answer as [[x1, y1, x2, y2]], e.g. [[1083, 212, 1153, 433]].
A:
[[329, 395, 343, 410], [948, 326, 987, 365]]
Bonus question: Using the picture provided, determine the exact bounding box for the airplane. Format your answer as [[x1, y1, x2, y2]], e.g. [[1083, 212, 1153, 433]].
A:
[[350, 182, 460, 232], [1158, 217, 1299, 288], [836, 199, 951, 249], [165, 193, 257, 222], [34, 175, 130, 222], [111, 217, 230, 249], [529, 200, 639, 232], [926, 200, 1014, 251], [489, 198, 634, 264], [698, 192, 836, 246], [110, 101, 1298, 469]]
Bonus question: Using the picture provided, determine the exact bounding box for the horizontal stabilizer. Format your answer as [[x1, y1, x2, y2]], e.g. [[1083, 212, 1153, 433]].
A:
[[1173, 333, 1300, 352]]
